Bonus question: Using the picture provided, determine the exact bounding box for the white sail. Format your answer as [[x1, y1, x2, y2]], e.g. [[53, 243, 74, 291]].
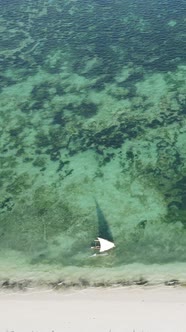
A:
[[97, 237, 115, 253]]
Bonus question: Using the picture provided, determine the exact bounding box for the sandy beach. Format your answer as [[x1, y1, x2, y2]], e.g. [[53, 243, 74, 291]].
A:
[[0, 286, 186, 332]]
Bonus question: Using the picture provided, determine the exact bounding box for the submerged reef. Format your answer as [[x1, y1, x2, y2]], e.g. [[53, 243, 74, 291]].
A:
[[0, 0, 186, 278]]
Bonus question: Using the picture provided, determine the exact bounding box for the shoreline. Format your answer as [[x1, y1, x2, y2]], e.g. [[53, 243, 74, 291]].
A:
[[0, 286, 186, 332], [0, 277, 182, 292], [1, 261, 186, 291]]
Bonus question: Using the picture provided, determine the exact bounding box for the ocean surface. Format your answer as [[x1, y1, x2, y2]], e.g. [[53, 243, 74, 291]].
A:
[[0, 0, 186, 286]]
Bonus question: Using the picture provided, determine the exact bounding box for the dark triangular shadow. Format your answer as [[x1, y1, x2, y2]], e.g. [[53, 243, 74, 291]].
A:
[[94, 198, 114, 242]]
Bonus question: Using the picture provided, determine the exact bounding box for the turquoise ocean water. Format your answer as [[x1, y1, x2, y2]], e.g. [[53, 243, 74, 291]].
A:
[[0, 0, 186, 287]]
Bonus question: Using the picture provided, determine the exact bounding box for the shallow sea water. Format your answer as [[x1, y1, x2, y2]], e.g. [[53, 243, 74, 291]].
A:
[[0, 0, 186, 285]]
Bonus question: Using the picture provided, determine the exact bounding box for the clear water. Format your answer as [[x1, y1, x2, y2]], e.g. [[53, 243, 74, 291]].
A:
[[0, 0, 186, 286]]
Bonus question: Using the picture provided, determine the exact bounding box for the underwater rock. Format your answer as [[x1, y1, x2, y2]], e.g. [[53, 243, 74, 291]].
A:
[[0, 196, 14, 213]]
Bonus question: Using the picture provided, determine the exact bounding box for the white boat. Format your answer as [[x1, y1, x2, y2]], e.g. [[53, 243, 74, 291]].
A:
[[91, 237, 115, 254]]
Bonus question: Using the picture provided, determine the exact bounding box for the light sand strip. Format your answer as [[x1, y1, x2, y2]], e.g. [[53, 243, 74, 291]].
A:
[[0, 286, 186, 332]]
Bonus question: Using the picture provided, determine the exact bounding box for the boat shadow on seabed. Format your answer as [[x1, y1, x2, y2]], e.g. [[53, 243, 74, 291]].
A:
[[90, 199, 115, 257]]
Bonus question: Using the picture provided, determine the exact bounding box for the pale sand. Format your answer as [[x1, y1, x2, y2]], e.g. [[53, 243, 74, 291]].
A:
[[0, 286, 186, 332]]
